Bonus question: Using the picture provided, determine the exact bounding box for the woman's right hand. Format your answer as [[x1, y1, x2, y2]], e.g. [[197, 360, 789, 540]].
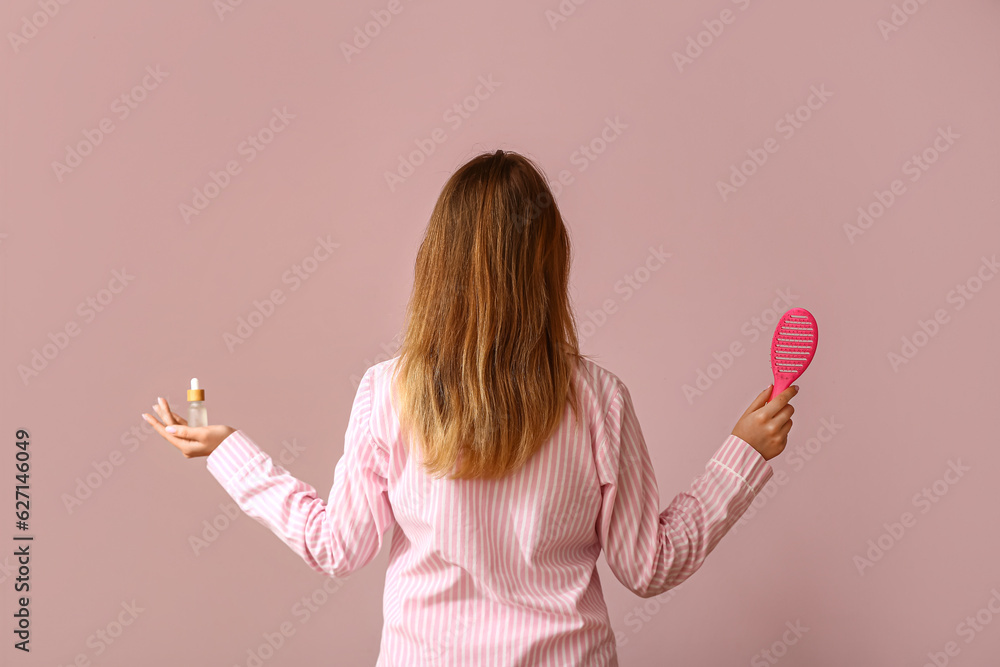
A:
[[731, 384, 798, 461], [141, 396, 236, 459]]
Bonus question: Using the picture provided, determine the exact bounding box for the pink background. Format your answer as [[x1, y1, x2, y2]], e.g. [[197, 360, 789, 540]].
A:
[[3, 0, 999, 665]]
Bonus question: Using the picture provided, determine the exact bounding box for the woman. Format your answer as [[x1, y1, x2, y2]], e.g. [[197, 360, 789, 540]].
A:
[[142, 149, 797, 666]]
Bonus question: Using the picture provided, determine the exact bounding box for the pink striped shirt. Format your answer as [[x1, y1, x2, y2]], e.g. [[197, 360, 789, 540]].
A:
[[206, 356, 773, 666]]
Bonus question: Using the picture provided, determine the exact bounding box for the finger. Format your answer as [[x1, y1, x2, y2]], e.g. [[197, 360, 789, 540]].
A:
[[162, 397, 188, 425], [141, 413, 190, 453], [157, 397, 178, 426], [743, 385, 772, 417], [762, 385, 798, 419], [152, 401, 171, 426], [169, 409, 188, 426], [770, 403, 794, 426], [145, 408, 163, 427], [164, 424, 199, 441]]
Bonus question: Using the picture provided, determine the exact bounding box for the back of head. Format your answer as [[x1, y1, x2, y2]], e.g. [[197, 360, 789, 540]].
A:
[[391, 149, 590, 481]]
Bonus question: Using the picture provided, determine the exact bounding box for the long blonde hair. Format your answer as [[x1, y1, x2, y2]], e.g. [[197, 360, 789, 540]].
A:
[[390, 149, 592, 480]]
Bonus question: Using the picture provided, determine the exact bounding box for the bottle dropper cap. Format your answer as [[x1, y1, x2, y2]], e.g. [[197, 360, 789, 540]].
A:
[[187, 377, 205, 401]]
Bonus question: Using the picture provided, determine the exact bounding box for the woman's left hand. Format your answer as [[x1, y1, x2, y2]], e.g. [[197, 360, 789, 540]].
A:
[[142, 396, 236, 458]]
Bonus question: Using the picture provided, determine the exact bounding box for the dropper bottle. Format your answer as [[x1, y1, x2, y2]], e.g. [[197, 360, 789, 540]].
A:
[[187, 378, 207, 427]]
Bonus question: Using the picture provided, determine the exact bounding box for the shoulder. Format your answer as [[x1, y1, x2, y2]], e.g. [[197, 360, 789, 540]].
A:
[[348, 358, 401, 456], [571, 357, 636, 464], [358, 356, 404, 416], [366, 356, 400, 388], [351, 357, 398, 406], [572, 355, 630, 417]]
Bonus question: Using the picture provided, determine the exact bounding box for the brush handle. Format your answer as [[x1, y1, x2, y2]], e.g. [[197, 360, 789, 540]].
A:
[[767, 378, 792, 403]]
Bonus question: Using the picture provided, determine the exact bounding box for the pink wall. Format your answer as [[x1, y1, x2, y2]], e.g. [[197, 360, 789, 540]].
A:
[[3, 0, 999, 665]]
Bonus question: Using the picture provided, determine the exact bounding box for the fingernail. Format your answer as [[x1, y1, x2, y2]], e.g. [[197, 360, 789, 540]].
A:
[[793, 385, 800, 390], [165, 426, 177, 433]]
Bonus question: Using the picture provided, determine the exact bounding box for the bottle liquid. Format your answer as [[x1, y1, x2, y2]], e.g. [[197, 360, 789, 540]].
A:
[[187, 378, 207, 427]]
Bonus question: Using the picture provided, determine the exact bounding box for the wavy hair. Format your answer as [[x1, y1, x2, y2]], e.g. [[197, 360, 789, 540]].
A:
[[390, 149, 592, 480]]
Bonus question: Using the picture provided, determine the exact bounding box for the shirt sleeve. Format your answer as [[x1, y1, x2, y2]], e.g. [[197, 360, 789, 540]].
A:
[[595, 382, 773, 598], [204, 367, 395, 578]]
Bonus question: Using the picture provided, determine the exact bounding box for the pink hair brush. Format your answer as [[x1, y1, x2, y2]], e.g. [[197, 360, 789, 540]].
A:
[[767, 308, 818, 403]]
